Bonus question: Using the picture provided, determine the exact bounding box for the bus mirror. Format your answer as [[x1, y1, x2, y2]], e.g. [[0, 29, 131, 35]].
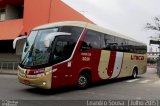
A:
[[44, 32, 71, 48], [13, 36, 27, 49]]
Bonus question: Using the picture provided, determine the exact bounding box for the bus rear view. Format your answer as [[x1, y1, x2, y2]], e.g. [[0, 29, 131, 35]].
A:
[[14, 21, 147, 89]]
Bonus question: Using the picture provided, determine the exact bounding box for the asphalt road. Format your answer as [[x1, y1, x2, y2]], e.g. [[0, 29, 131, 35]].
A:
[[0, 68, 160, 106]]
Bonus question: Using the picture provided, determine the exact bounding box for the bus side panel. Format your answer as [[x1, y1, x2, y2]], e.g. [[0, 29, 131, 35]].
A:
[[51, 61, 77, 88], [142, 54, 147, 74], [141, 54, 147, 74], [131, 53, 147, 75], [51, 65, 62, 88], [98, 50, 110, 79], [98, 50, 124, 79], [110, 51, 124, 78], [118, 53, 132, 78], [74, 49, 102, 82], [118, 53, 147, 78], [69, 28, 102, 83]]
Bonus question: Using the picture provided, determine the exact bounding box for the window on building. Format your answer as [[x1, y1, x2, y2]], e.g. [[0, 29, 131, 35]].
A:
[[0, 8, 6, 21], [16, 5, 24, 18], [0, 4, 24, 21]]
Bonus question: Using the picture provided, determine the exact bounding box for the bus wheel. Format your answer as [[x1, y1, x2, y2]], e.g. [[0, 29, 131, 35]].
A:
[[77, 74, 89, 89], [132, 68, 137, 79]]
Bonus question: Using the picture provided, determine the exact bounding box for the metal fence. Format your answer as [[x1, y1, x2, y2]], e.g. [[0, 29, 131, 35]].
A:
[[0, 61, 19, 72]]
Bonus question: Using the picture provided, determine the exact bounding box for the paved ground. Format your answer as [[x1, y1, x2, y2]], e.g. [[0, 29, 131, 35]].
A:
[[0, 69, 17, 75], [0, 68, 159, 106]]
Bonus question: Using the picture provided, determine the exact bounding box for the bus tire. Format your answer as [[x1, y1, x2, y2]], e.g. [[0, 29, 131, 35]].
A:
[[132, 68, 138, 79], [77, 73, 90, 89]]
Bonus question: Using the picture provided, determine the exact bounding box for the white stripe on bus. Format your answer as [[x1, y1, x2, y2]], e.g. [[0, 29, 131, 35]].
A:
[[111, 52, 123, 78]]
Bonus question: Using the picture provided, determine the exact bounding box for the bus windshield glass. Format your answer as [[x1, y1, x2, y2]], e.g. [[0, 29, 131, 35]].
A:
[[20, 26, 83, 68]]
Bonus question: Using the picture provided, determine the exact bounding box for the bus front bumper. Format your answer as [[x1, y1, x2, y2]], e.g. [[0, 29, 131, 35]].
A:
[[18, 73, 52, 89]]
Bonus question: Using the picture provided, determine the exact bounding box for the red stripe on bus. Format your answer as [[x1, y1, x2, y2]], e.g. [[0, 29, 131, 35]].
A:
[[107, 51, 116, 77]]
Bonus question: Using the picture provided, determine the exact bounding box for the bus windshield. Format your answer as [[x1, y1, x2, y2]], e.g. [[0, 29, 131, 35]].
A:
[[20, 26, 83, 68]]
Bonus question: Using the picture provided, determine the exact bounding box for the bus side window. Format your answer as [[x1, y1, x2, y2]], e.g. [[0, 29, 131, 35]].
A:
[[80, 30, 101, 51], [123, 40, 129, 52], [128, 41, 132, 53], [104, 34, 115, 51]]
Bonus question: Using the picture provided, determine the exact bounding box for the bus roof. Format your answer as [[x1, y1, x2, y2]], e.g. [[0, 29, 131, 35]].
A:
[[33, 21, 146, 45]]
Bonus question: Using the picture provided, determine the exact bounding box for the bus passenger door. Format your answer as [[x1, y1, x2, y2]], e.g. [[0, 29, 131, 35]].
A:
[[78, 30, 102, 81], [51, 36, 72, 87]]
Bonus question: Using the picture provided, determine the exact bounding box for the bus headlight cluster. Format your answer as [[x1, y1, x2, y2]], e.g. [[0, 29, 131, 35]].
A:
[[45, 70, 53, 75], [25, 73, 45, 79], [45, 68, 57, 75], [42, 82, 47, 86], [26, 75, 37, 78], [20, 68, 57, 79], [37, 73, 45, 77], [19, 73, 26, 77]]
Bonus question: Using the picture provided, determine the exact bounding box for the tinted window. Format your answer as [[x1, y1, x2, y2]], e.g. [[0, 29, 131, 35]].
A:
[[135, 43, 147, 54], [114, 37, 126, 51], [100, 34, 106, 49], [51, 26, 83, 64], [124, 40, 147, 54], [81, 30, 101, 50], [81, 29, 147, 54], [60, 26, 83, 42], [20, 26, 84, 68], [51, 36, 72, 63], [104, 34, 115, 50], [123, 40, 129, 52]]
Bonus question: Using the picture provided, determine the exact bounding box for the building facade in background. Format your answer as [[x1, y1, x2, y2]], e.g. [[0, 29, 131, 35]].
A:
[[0, 0, 92, 70]]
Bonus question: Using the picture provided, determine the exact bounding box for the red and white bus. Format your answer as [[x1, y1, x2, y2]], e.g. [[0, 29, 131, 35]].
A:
[[14, 21, 147, 89]]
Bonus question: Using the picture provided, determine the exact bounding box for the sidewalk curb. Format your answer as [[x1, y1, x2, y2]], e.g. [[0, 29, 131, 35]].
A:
[[0, 72, 17, 75]]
